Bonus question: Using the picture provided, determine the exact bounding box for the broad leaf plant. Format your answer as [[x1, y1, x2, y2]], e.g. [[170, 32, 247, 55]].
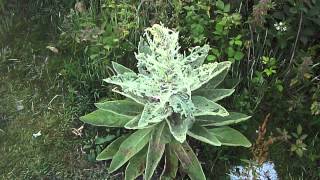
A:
[[80, 24, 251, 180]]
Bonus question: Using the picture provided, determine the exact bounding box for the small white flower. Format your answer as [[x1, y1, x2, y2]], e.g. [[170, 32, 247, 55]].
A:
[[16, 100, 24, 111], [282, 26, 287, 31], [274, 21, 287, 32], [33, 131, 42, 138]]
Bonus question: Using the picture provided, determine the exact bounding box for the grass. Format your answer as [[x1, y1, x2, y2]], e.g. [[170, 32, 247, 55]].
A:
[[0, 29, 109, 179]]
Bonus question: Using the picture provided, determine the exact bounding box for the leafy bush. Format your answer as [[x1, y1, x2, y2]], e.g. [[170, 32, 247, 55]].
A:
[[80, 24, 251, 179]]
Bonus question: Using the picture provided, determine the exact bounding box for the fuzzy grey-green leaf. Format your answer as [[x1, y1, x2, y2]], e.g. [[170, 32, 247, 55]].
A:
[[95, 99, 144, 117], [124, 146, 148, 180], [202, 67, 229, 89], [160, 144, 179, 180], [145, 122, 166, 180], [208, 126, 252, 147], [96, 135, 129, 161], [190, 61, 231, 91], [112, 61, 135, 74], [172, 142, 206, 180], [80, 109, 133, 127], [196, 112, 251, 126], [193, 89, 235, 102], [188, 125, 221, 146], [192, 96, 229, 116], [108, 128, 152, 173], [166, 115, 193, 143]]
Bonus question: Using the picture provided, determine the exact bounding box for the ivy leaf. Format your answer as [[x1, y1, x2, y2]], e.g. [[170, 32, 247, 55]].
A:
[[208, 126, 251, 147], [188, 125, 221, 146], [145, 122, 166, 180], [112, 61, 135, 74], [227, 47, 235, 57], [80, 109, 133, 127], [192, 89, 235, 102], [234, 51, 244, 61], [216, 0, 225, 11], [215, 22, 224, 33], [235, 40, 242, 46], [207, 55, 216, 62], [96, 135, 129, 161], [160, 144, 179, 180], [172, 142, 206, 180], [109, 128, 152, 173], [95, 99, 144, 117], [224, 4, 230, 12], [196, 112, 251, 126], [192, 96, 229, 116], [124, 146, 148, 180]]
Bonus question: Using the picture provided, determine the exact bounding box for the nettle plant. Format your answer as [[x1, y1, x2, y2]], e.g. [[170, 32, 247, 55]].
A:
[[80, 24, 251, 180]]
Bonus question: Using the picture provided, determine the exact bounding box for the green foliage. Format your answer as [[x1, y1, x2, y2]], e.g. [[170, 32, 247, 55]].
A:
[[81, 24, 251, 179], [262, 56, 277, 77], [2, 0, 320, 179], [290, 124, 308, 157]]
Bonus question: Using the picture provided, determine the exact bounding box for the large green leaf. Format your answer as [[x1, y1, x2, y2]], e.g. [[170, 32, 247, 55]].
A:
[[112, 61, 135, 74], [166, 115, 193, 143], [95, 99, 143, 117], [80, 109, 133, 127], [125, 115, 142, 129], [138, 103, 169, 127], [191, 61, 231, 91], [111, 88, 146, 105], [217, 77, 240, 89], [96, 135, 129, 161], [138, 37, 152, 56], [188, 125, 221, 146], [208, 126, 251, 147], [160, 144, 179, 180], [109, 128, 152, 173], [192, 96, 229, 116], [145, 123, 166, 180], [193, 89, 235, 102], [184, 45, 210, 68], [172, 142, 206, 180], [202, 67, 229, 89], [196, 112, 251, 126], [124, 146, 148, 180]]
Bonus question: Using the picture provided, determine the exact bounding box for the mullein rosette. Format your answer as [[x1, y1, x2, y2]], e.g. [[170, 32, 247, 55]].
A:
[[80, 24, 252, 180]]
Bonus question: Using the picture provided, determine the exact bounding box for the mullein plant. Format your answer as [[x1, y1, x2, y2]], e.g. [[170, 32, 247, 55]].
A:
[[80, 24, 252, 180]]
